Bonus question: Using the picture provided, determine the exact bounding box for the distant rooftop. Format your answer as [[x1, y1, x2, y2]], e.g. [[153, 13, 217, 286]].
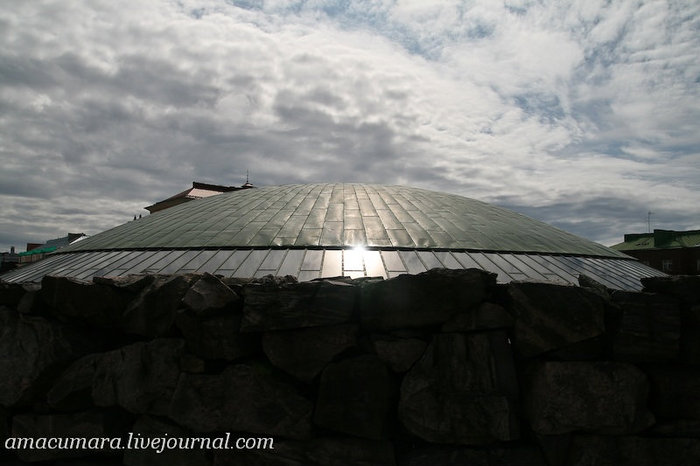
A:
[[145, 181, 254, 213], [611, 229, 700, 251]]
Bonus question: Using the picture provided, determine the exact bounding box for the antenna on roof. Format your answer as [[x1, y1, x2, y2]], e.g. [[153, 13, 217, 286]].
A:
[[246, 169, 249, 184], [647, 211, 654, 233]]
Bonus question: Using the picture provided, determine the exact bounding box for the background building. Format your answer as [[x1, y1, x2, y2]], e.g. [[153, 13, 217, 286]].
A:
[[611, 229, 700, 275]]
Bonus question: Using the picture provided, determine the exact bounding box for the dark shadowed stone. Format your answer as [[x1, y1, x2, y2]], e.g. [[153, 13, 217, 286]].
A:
[[176, 309, 259, 361], [642, 275, 700, 306], [441, 302, 514, 332], [0, 307, 90, 407], [399, 444, 546, 466], [182, 273, 241, 316], [399, 331, 519, 445], [578, 274, 612, 299], [567, 435, 700, 466], [214, 437, 394, 466], [47, 353, 101, 411], [304, 437, 395, 466], [41, 275, 127, 327], [314, 355, 393, 440], [93, 274, 158, 293], [506, 282, 606, 358], [123, 416, 210, 466], [681, 304, 700, 365], [169, 363, 313, 439], [361, 268, 496, 330], [524, 361, 654, 435], [546, 335, 607, 361], [241, 279, 357, 332], [650, 420, 700, 438], [646, 365, 700, 420], [611, 291, 680, 362], [372, 337, 427, 373], [263, 324, 358, 382], [16, 287, 43, 315], [11, 410, 128, 462], [214, 440, 306, 466], [0, 406, 8, 445], [0, 281, 28, 308], [121, 275, 197, 337], [92, 339, 184, 415]]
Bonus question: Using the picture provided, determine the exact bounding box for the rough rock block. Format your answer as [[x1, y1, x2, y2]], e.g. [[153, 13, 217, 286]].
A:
[[441, 302, 514, 332], [646, 365, 700, 420], [399, 331, 519, 445], [399, 444, 546, 466], [567, 435, 700, 466], [122, 275, 197, 337], [47, 353, 101, 411], [506, 282, 606, 358], [372, 336, 427, 373], [169, 363, 313, 439], [92, 339, 184, 415], [642, 275, 700, 306], [681, 304, 700, 365], [41, 275, 127, 327], [611, 291, 680, 362], [0, 281, 29, 308], [262, 324, 358, 382], [524, 361, 654, 435], [176, 309, 258, 361], [0, 307, 87, 406], [314, 355, 394, 440], [241, 279, 357, 331], [361, 268, 496, 330], [182, 272, 241, 315]]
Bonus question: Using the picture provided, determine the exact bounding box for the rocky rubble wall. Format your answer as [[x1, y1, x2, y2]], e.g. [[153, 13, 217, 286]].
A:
[[0, 269, 699, 465]]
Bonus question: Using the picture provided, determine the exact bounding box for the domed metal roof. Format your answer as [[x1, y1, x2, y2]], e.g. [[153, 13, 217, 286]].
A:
[[62, 184, 625, 256], [1, 183, 662, 290]]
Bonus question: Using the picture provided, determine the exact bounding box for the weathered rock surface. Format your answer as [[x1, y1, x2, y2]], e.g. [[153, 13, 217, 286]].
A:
[[507, 282, 606, 358], [0, 281, 29, 308], [646, 365, 700, 420], [122, 275, 196, 337], [0, 307, 87, 406], [241, 279, 357, 331], [176, 309, 258, 361], [263, 324, 358, 382], [441, 302, 514, 332], [41, 275, 127, 327], [681, 304, 700, 365], [399, 331, 519, 445], [611, 291, 680, 362], [314, 355, 394, 440], [182, 273, 241, 315], [169, 363, 313, 439], [372, 336, 426, 372], [642, 275, 700, 306], [123, 416, 210, 466], [399, 444, 546, 466], [92, 339, 184, 415], [47, 353, 101, 411], [567, 435, 700, 466], [361, 268, 496, 330], [11, 410, 128, 462], [524, 361, 654, 435]]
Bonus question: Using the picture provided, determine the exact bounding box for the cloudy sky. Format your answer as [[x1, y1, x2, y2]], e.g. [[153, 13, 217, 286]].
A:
[[1, 0, 698, 252]]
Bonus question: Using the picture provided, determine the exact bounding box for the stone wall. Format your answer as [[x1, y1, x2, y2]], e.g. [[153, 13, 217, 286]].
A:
[[1, 269, 699, 465]]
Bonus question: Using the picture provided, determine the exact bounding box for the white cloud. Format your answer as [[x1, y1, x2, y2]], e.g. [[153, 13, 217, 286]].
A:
[[0, 0, 698, 253]]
